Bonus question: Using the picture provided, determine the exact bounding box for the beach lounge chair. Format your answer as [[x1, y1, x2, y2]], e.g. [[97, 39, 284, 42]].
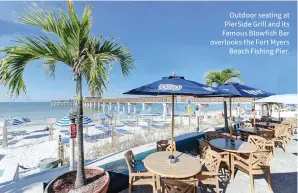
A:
[[231, 150, 272, 193], [162, 179, 198, 193], [124, 150, 156, 193], [196, 149, 222, 193]]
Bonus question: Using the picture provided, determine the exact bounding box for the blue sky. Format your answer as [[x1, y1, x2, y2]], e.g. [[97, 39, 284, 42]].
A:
[[0, 1, 297, 102]]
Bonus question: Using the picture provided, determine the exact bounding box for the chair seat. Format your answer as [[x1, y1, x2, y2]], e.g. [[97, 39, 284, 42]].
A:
[[133, 176, 155, 185], [134, 162, 147, 172]]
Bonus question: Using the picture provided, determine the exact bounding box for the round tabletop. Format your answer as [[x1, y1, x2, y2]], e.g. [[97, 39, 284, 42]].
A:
[[209, 138, 257, 153], [255, 122, 278, 127], [238, 127, 270, 133], [144, 151, 201, 178]]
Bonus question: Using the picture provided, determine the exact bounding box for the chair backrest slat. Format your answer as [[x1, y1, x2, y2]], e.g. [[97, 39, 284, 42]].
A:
[[205, 131, 219, 142], [249, 151, 270, 169], [163, 179, 198, 193], [248, 135, 266, 150], [166, 141, 176, 152], [124, 150, 135, 173], [198, 140, 210, 159], [256, 131, 274, 140], [204, 149, 221, 173], [157, 140, 169, 152]]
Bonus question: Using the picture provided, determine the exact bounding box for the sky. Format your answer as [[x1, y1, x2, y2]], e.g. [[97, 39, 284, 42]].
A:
[[0, 1, 297, 102]]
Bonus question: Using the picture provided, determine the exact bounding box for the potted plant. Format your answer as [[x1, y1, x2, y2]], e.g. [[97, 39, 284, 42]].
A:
[[44, 167, 110, 193], [0, 1, 133, 192]]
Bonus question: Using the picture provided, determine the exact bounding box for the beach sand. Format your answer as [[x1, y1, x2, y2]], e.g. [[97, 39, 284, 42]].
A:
[[0, 112, 226, 178]]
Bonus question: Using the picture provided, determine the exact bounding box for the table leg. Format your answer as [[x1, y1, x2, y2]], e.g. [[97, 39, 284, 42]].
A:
[[156, 174, 161, 192], [230, 153, 235, 180], [229, 153, 233, 181]]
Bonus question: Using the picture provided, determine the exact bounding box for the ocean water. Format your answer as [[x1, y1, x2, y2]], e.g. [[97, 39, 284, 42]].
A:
[[0, 102, 251, 123]]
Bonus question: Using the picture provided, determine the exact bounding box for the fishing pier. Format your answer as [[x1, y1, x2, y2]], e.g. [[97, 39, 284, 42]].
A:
[[51, 96, 253, 114]]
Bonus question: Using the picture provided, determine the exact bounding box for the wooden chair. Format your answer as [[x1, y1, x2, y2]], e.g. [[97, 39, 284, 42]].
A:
[[157, 140, 169, 152], [197, 149, 222, 193], [124, 150, 156, 193], [198, 140, 210, 159], [256, 131, 275, 155], [256, 131, 274, 140], [240, 131, 250, 142], [283, 126, 292, 146], [282, 120, 296, 135], [162, 179, 198, 193], [247, 135, 266, 151], [205, 131, 220, 141], [273, 125, 288, 152], [166, 141, 176, 152], [231, 150, 272, 193]]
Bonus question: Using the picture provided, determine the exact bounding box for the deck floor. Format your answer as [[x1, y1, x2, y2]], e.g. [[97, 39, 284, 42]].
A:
[[120, 134, 298, 193]]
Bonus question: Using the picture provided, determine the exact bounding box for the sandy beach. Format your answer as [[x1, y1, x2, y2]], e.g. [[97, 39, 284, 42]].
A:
[[0, 110, 230, 178]]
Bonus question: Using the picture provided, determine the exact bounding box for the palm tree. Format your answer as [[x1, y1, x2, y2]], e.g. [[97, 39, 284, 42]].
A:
[[205, 68, 242, 86], [0, 1, 134, 188]]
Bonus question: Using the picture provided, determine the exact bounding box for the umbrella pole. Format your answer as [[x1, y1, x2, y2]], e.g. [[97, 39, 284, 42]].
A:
[[267, 103, 270, 121], [229, 97, 233, 139], [171, 94, 175, 158], [279, 104, 281, 121], [253, 98, 256, 128]]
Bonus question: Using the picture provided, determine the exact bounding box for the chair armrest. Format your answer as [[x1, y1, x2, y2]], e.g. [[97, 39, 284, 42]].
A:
[[231, 153, 248, 163], [131, 172, 155, 177], [218, 152, 229, 156], [199, 171, 219, 176]]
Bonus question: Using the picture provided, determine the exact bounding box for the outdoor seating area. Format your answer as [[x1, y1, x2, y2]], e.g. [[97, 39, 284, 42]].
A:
[[121, 118, 297, 193]]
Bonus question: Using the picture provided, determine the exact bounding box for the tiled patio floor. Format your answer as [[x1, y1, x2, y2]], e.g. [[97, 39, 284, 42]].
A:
[[120, 134, 298, 193]]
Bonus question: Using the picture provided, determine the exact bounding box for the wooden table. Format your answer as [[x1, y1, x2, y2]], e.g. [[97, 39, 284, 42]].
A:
[[238, 127, 269, 133], [209, 138, 257, 181], [255, 122, 278, 129], [209, 138, 257, 153], [144, 151, 201, 190]]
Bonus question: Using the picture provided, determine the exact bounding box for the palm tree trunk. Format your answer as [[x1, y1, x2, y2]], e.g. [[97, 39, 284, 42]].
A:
[[75, 75, 86, 188]]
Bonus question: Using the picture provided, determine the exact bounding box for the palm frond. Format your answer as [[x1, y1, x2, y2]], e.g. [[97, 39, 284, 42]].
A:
[[0, 50, 37, 96], [98, 38, 134, 76], [43, 58, 57, 78]]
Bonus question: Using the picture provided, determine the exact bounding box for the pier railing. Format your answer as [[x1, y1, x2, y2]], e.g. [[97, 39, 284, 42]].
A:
[[51, 96, 254, 105]]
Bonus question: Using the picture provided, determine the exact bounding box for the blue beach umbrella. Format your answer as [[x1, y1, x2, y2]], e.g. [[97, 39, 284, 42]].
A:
[[56, 115, 92, 127], [216, 82, 274, 134], [216, 82, 274, 98], [124, 73, 229, 158], [21, 117, 31, 123], [6, 118, 24, 126], [124, 75, 216, 96]]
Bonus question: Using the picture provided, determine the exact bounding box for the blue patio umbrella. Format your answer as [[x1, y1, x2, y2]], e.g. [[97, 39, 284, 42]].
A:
[[56, 115, 92, 127], [216, 82, 274, 98], [216, 82, 274, 135], [124, 73, 229, 158]]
